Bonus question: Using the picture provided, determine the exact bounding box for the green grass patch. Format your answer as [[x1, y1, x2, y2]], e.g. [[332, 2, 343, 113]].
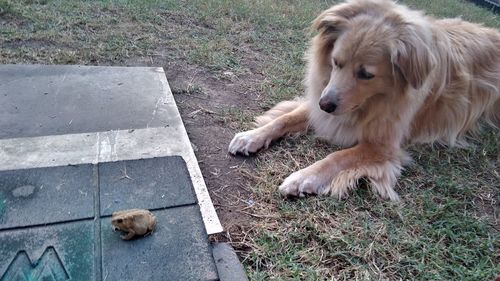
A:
[[241, 131, 498, 280]]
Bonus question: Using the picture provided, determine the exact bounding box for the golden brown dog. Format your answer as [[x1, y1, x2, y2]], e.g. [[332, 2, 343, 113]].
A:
[[229, 0, 500, 200]]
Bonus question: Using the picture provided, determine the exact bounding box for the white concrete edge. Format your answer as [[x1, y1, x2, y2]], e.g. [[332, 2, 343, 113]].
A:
[[155, 67, 223, 235]]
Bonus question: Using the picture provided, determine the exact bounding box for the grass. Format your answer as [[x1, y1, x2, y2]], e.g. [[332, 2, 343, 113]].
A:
[[1, 0, 499, 280], [239, 131, 498, 280]]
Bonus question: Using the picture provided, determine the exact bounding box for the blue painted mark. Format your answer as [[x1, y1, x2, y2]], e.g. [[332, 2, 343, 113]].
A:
[[0, 247, 70, 281]]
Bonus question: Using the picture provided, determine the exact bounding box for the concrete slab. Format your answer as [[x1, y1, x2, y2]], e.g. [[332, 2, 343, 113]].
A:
[[0, 64, 222, 235], [101, 206, 218, 281], [0, 165, 96, 229], [99, 156, 196, 215], [0, 65, 174, 139]]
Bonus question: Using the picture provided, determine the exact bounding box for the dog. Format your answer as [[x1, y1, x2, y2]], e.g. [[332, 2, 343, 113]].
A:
[[228, 0, 500, 201]]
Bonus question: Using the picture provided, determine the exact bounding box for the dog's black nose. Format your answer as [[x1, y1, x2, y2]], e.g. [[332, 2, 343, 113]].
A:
[[319, 98, 337, 113]]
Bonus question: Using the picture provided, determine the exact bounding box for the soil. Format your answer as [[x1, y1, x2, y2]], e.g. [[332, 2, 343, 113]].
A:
[[164, 60, 265, 240]]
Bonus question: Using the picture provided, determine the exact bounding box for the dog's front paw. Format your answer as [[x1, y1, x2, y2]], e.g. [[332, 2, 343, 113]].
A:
[[279, 169, 331, 197], [228, 129, 272, 156]]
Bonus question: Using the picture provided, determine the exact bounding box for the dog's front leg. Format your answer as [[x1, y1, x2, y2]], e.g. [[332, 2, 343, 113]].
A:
[[279, 142, 405, 201], [228, 103, 308, 155]]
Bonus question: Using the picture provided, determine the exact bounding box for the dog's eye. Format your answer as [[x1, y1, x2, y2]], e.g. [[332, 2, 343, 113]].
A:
[[357, 68, 374, 80], [333, 58, 342, 69], [116, 219, 123, 223]]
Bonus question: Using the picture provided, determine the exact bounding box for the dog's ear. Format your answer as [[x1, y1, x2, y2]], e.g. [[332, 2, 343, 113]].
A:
[[313, 9, 348, 39], [311, 5, 354, 61], [313, 1, 387, 34], [391, 30, 436, 89]]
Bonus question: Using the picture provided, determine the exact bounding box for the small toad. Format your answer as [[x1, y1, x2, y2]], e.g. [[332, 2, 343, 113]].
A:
[[111, 209, 157, 240]]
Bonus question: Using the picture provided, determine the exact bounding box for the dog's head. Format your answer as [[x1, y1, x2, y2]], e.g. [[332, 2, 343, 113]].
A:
[[312, 0, 435, 115]]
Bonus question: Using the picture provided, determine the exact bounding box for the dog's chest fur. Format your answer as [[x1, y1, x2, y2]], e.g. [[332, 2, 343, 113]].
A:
[[307, 101, 360, 147]]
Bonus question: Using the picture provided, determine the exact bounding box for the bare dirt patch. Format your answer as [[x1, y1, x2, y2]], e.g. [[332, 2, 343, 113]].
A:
[[165, 60, 265, 239]]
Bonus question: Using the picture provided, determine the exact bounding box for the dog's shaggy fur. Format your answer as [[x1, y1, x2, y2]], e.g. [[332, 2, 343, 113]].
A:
[[229, 0, 500, 200]]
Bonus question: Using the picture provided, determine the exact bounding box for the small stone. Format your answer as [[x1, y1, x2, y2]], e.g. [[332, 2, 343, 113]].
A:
[[222, 71, 236, 80]]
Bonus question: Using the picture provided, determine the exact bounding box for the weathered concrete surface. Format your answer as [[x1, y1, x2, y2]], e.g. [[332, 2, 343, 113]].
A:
[[0, 65, 174, 139], [0, 64, 222, 235]]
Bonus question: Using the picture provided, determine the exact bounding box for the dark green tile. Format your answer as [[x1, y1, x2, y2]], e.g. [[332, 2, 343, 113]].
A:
[[99, 157, 196, 216], [101, 206, 218, 281], [0, 165, 96, 229], [0, 220, 95, 281]]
